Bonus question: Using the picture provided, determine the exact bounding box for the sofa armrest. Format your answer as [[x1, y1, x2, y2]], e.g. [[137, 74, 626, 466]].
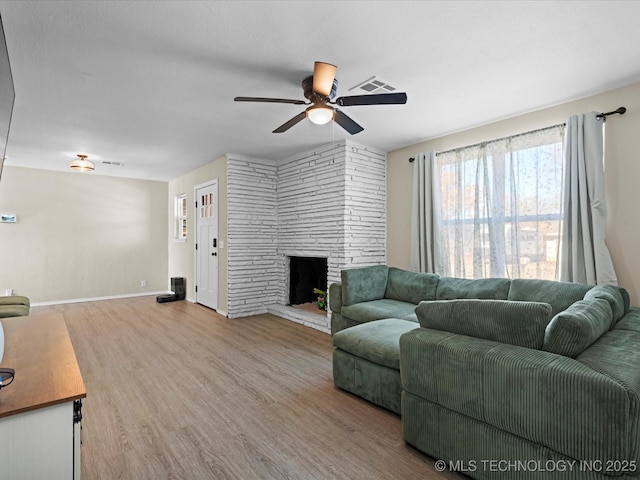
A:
[[400, 328, 640, 464], [329, 282, 342, 313]]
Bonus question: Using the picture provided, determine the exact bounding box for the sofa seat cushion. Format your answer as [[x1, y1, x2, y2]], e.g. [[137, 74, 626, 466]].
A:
[[508, 278, 593, 317], [436, 277, 511, 300], [341, 299, 417, 324], [402, 313, 418, 323], [612, 307, 640, 333], [333, 318, 420, 370], [415, 299, 552, 349], [543, 298, 613, 358]]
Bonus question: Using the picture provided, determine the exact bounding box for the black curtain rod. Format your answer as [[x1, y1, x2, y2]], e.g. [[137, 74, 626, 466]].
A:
[[408, 107, 627, 162], [596, 106, 626, 119]]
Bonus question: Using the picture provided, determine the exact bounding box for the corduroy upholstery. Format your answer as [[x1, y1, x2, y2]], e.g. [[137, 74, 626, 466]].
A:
[[332, 318, 419, 414], [400, 311, 640, 479], [331, 266, 441, 333], [436, 277, 511, 300], [401, 392, 609, 480], [415, 299, 552, 349], [341, 299, 418, 325], [508, 278, 593, 317], [385, 267, 439, 305], [341, 265, 389, 306], [543, 298, 613, 358], [331, 265, 638, 478], [583, 284, 628, 323]]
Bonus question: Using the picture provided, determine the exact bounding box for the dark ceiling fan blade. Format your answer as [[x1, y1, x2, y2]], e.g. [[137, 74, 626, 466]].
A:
[[312, 62, 337, 97], [334, 110, 364, 135], [235, 96, 307, 105], [335, 92, 407, 107], [273, 111, 307, 133]]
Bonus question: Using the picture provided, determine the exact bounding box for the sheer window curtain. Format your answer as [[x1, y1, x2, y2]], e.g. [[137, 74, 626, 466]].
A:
[[410, 126, 564, 279], [559, 112, 617, 285], [409, 152, 441, 273]]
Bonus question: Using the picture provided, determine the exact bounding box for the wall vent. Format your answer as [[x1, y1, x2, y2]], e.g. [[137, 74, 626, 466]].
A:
[[349, 76, 396, 94], [101, 160, 125, 166]]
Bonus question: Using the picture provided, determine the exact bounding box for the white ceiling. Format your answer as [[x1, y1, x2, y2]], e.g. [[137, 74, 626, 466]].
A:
[[1, 1, 640, 182]]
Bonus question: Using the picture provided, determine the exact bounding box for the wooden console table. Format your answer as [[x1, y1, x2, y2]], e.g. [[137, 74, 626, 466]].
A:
[[0, 313, 86, 480]]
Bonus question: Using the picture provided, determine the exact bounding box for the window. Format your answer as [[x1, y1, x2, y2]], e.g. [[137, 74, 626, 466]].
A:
[[175, 193, 187, 241], [436, 125, 564, 280]]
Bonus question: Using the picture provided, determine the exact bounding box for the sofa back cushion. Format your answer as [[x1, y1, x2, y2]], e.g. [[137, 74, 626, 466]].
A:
[[508, 279, 593, 317], [583, 285, 627, 324], [415, 299, 552, 349], [542, 298, 613, 358], [436, 277, 511, 300], [385, 267, 439, 305], [341, 265, 389, 306]]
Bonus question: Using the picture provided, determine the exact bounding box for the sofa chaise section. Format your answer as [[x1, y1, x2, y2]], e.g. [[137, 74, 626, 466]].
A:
[[400, 287, 639, 479]]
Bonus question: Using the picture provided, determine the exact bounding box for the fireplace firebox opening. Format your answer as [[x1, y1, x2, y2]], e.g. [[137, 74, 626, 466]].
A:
[[288, 257, 328, 306]]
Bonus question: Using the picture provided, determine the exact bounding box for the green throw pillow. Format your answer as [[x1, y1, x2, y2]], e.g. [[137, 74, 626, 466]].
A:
[[415, 299, 552, 349], [583, 285, 626, 323], [542, 298, 613, 358]]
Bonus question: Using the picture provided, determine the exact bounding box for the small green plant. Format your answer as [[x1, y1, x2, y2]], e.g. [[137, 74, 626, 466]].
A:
[[314, 288, 327, 311]]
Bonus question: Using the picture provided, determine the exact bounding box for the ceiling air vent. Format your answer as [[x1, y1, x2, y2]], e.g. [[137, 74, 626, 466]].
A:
[[101, 160, 125, 167], [349, 76, 396, 94]]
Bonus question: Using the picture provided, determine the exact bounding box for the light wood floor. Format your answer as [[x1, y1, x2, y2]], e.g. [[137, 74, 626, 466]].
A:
[[33, 297, 464, 480]]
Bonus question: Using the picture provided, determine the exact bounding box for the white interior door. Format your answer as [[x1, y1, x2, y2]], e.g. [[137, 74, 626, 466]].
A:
[[195, 181, 218, 310]]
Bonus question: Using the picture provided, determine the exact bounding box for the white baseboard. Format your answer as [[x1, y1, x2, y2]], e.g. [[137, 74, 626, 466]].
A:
[[31, 291, 170, 307]]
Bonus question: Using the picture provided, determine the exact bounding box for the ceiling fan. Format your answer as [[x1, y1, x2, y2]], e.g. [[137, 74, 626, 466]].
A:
[[234, 61, 407, 135]]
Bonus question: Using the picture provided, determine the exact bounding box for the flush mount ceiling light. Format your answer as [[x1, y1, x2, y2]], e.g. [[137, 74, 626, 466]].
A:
[[306, 104, 334, 125], [70, 154, 94, 172]]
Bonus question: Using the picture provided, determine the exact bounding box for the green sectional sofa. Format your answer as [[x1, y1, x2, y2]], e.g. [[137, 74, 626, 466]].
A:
[[330, 265, 640, 479]]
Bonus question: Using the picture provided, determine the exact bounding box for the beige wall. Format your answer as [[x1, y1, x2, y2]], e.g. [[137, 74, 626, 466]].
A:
[[0, 166, 168, 303], [168, 156, 227, 312], [388, 82, 640, 305]]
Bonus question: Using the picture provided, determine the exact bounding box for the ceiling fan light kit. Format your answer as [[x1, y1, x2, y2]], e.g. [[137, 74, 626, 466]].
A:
[[306, 104, 334, 125], [234, 61, 407, 135]]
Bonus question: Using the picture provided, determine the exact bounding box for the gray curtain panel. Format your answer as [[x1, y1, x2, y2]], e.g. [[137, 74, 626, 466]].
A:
[[559, 112, 617, 285], [409, 152, 441, 273]]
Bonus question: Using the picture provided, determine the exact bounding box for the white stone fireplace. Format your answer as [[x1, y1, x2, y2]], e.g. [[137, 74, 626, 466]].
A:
[[226, 140, 387, 332]]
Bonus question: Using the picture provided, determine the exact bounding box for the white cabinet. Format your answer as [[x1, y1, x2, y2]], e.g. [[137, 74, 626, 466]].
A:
[[0, 401, 82, 479], [0, 314, 86, 480]]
